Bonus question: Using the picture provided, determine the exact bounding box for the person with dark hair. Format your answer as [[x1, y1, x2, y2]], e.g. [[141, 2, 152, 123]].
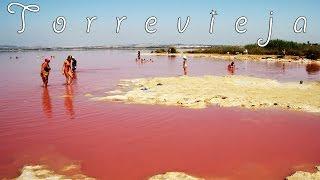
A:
[[227, 61, 235, 74], [182, 55, 188, 75], [40, 58, 51, 87], [72, 56, 77, 72], [137, 51, 141, 60], [62, 55, 74, 85]]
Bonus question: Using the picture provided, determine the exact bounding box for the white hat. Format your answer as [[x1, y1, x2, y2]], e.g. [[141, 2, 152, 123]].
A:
[[183, 55, 187, 60]]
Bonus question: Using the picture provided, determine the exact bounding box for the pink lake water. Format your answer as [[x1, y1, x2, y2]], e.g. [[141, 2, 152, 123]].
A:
[[0, 50, 320, 180]]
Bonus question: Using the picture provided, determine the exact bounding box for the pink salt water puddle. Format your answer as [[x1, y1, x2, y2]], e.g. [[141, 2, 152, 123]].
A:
[[0, 50, 319, 180]]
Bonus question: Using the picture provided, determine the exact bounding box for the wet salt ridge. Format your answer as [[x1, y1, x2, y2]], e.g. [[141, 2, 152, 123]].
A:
[[0, 50, 319, 180]]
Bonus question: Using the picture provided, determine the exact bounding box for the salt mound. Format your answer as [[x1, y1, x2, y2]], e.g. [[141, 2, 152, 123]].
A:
[[14, 165, 95, 180], [286, 166, 320, 180], [149, 172, 204, 180], [93, 75, 320, 113]]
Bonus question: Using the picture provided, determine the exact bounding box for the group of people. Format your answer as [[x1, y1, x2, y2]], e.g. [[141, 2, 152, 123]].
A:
[[40, 52, 236, 86], [40, 55, 77, 87], [183, 56, 236, 75], [136, 51, 154, 63], [136, 51, 235, 76]]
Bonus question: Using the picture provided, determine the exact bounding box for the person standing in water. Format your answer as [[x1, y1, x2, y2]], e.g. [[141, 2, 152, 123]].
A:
[[62, 55, 74, 85], [227, 61, 235, 74], [137, 51, 141, 60], [71, 56, 77, 80], [40, 58, 51, 87], [228, 61, 235, 69], [183, 55, 188, 75], [72, 56, 77, 72]]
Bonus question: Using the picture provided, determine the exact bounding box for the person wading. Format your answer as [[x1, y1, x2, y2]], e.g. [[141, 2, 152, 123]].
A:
[[183, 55, 188, 76], [62, 55, 74, 85], [40, 58, 51, 87]]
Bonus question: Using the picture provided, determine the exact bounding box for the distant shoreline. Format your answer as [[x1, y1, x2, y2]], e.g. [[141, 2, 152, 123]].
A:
[[147, 40, 320, 62], [145, 52, 320, 63], [0, 45, 210, 53]]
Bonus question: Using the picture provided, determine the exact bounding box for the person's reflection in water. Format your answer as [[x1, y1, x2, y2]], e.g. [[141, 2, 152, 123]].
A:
[[306, 63, 320, 75], [274, 62, 286, 73], [282, 63, 286, 72], [168, 55, 176, 61], [42, 87, 52, 118], [183, 66, 188, 76], [73, 70, 78, 81], [64, 85, 75, 118]]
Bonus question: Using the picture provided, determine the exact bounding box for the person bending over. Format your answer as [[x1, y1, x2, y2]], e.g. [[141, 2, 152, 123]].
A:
[[40, 58, 51, 87]]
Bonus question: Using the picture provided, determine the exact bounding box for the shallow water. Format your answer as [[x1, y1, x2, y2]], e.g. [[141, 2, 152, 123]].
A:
[[0, 50, 319, 180]]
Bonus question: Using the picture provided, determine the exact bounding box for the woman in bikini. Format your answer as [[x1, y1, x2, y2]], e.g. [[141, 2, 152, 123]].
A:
[[62, 55, 74, 85], [40, 58, 51, 87]]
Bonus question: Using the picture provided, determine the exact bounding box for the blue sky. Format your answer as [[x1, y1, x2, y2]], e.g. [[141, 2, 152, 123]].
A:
[[0, 0, 319, 47]]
